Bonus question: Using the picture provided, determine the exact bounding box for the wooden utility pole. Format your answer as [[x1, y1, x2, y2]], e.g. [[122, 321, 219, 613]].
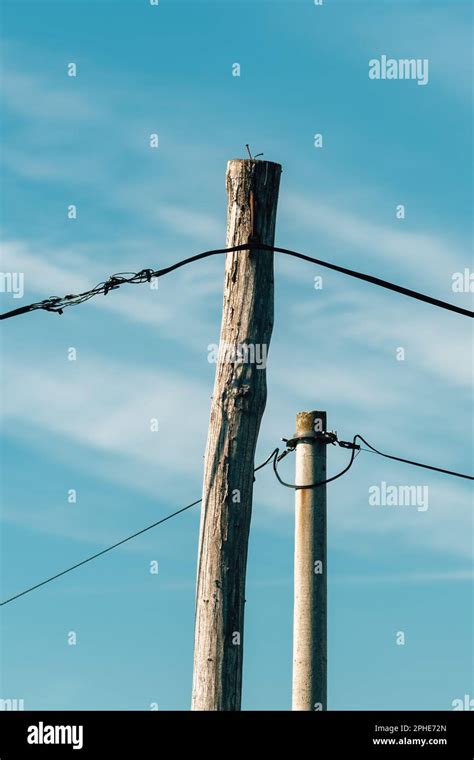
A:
[[292, 410, 327, 711], [191, 158, 282, 711]]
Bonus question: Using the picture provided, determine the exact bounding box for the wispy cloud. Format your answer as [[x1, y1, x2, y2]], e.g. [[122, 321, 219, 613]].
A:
[[1, 69, 104, 122], [2, 351, 208, 547], [3, 353, 209, 477], [283, 191, 470, 292], [332, 569, 474, 585]]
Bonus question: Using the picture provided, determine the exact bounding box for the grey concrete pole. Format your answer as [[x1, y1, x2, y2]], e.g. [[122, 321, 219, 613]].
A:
[[292, 410, 327, 710]]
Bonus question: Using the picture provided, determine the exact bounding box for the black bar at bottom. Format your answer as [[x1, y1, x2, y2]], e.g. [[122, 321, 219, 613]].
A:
[[0, 710, 472, 757]]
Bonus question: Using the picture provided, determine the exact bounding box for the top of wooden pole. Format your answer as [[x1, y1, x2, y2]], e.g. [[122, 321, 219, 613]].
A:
[[225, 159, 282, 249], [228, 158, 283, 175]]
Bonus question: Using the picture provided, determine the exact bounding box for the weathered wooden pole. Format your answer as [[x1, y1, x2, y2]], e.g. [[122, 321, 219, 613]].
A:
[[191, 158, 282, 711], [292, 410, 327, 711]]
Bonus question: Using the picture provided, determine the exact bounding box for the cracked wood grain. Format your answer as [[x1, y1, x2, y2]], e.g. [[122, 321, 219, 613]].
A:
[[191, 159, 282, 711]]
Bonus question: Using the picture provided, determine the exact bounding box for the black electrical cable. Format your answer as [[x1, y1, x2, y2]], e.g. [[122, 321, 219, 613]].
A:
[[0, 499, 202, 607], [270, 432, 474, 487], [0, 447, 283, 607], [355, 435, 474, 480], [271, 439, 360, 489], [1, 243, 472, 320], [2, 435, 472, 608]]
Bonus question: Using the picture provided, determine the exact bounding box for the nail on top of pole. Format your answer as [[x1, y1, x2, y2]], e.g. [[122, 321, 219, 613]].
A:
[[245, 143, 264, 160]]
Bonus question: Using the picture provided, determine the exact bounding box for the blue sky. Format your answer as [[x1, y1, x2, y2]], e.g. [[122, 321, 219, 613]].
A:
[[0, 0, 472, 710]]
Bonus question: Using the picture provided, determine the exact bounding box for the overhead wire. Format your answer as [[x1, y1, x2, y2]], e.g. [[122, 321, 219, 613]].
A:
[[0, 499, 202, 607], [1, 243, 472, 321], [354, 434, 474, 481], [1, 446, 283, 607], [1, 432, 471, 607]]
